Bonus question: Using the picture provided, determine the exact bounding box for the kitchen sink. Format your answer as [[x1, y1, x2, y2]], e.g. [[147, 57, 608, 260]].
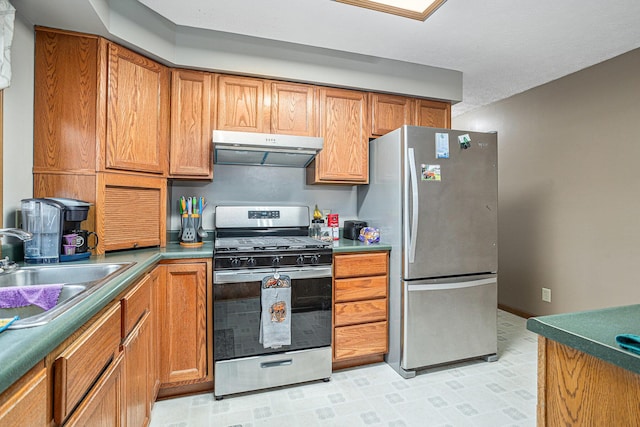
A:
[[0, 262, 134, 329]]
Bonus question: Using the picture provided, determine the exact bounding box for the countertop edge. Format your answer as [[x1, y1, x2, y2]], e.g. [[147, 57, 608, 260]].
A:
[[0, 240, 389, 394], [0, 245, 212, 395], [526, 306, 640, 376]]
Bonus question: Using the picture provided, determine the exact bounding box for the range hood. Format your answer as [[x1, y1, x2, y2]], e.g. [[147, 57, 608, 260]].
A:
[[213, 130, 323, 167]]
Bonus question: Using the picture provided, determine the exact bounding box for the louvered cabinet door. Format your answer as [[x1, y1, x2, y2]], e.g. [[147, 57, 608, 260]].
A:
[[96, 172, 167, 253]]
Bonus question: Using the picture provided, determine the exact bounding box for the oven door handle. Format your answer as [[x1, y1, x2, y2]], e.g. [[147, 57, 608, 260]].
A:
[[214, 266, 333, 283]]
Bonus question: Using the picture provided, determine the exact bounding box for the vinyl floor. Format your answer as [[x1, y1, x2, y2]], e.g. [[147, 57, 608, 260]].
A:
[[149, 310, 538, 427]]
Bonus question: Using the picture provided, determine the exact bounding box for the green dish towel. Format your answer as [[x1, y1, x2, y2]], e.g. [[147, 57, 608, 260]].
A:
[[615, 334, 640, 355]]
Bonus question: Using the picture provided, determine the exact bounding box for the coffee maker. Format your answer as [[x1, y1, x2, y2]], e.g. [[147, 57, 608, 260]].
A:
[[21, 198, 92, 263]]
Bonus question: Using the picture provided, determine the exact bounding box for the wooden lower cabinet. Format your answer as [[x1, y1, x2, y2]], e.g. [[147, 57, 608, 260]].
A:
[[64, 353, 125, 427], [53, 303, 122, 424], [0, 362, 47, 427], [332, 251, 389, 369], [121, 274, 153, 427], [157, 260, 213, 398], [123, 312, 152, 427], [537, 337, 640, 426]]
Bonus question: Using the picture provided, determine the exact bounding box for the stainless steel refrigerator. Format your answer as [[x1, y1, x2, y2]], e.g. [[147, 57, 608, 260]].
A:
[[357, 125, 498, 378]]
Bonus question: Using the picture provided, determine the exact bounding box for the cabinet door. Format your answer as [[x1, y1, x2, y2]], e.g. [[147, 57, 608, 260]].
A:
[[96, 172, 167, 253], [308, 87, 369, 184], [370, 93, 414, 137], [106, 43, 169, 174], [149, 267, 163, 402], [64, 353, 125, 427], [123, 312, 151, 427], [216, 75, 269, 133], [170, 70, 214, 179], [0, 363, 47, 427], [159, 263, 208, 386], [414, 99, 451, 128], [271, 82, 318, 136], [34, 28, 101, 174]]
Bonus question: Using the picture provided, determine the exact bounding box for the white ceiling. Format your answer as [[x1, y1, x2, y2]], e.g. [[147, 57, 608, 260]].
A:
[[137, 0, 640, 116]]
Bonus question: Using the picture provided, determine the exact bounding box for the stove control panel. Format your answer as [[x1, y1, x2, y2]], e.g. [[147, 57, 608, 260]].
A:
[[215, 251, 332, 270]]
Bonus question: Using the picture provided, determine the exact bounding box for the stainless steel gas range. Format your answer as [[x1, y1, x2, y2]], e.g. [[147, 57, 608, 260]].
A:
[[212, 205, 333, 399]]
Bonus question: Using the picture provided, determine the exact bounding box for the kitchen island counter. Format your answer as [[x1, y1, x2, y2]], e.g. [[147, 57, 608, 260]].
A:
[[526, 304, 640, 375], [527, 304, 640, 426]]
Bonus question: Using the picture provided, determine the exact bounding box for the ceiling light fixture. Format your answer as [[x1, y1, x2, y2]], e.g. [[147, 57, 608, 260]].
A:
[[335, 0, 446, 21]]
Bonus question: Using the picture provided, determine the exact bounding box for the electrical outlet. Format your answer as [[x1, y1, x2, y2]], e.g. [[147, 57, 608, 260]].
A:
[[542, 287, 551, 303]]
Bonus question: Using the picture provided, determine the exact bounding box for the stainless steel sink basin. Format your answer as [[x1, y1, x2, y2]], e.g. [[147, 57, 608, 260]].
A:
[[0, 263, 134, 328]]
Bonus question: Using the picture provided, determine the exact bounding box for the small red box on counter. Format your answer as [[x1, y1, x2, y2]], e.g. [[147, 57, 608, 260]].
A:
[[327, 213, 339, 227]]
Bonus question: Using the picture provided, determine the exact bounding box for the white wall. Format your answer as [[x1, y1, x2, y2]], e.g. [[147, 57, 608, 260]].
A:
[[3, 12, 34, 225], [454, 47, 640, 316]]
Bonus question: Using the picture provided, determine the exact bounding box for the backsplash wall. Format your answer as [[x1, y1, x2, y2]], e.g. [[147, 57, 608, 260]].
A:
[[169, 164, 359, 231]]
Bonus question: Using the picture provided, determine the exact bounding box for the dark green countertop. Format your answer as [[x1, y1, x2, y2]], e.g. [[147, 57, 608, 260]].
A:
[[0, 239, 390, 395], [331, 237, 392, 253], [0, 243, 213, 395], [526, 304, 640, 375]]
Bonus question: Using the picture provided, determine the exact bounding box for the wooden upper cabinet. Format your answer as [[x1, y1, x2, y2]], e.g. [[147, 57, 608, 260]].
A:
[[170, 70, 214, 179], [105, 43, 169, 174], [270, 82, 318, 136], [34, 28, 101, 174], [307, 87, 370, 184], [370, 93, 451, 137], [34, 27, 170, 176], [370, 93, 414, 137], [216, 75, 269, 133], [415, 98, 451, 128]]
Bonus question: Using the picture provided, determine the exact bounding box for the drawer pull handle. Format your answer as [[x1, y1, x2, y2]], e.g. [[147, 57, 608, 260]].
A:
[[260, 359, 293, 368]]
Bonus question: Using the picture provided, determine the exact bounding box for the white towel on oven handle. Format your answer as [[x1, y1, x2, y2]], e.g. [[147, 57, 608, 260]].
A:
[[259, 274, 291, 349]]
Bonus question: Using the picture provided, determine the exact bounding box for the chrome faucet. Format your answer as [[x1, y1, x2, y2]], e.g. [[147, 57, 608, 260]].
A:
[[0, 228, 33, 241], [0, 228, 33, 274]]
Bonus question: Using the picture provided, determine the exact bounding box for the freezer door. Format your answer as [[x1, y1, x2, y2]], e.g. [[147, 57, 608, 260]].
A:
[[401, 276, 497, 370], [403, 126, 497, 280]]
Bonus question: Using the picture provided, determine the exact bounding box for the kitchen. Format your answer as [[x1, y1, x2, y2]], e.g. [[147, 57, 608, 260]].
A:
[[2, 1, 640, 426]]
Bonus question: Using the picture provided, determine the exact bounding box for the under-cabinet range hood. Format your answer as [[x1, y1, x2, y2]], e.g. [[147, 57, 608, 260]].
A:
[[213, 130, 323, 167]]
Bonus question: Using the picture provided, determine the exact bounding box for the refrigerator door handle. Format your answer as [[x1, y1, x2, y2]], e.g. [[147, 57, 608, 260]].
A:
[[407, 278, 497, 292], [408, 147, 419, 264]]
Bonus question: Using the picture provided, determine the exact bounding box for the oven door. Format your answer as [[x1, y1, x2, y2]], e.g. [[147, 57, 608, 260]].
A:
[[213, 266, 332, 361]]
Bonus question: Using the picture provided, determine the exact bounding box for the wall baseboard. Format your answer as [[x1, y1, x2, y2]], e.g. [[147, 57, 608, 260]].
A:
[[498, 303, 536, 319]]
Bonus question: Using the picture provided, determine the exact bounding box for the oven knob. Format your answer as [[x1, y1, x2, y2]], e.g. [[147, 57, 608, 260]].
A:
[[230, 258, 240, 268], [310, 255, 320, 265], [246, 257, 257, 267], [296, 255, 305, 265], [271, 256, 281, 266]]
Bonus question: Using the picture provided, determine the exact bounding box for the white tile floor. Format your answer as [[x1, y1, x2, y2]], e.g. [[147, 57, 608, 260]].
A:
[[150, 310, 538, 427]]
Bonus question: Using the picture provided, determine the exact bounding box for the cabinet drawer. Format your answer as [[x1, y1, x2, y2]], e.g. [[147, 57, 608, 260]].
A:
[[54, 303, 121, 424], [334, 252, 388, 278], [334, 321, 388, 360], [335, 276, 387, 302], [335, 299, 387, 327], [121, 274, 151, 338]]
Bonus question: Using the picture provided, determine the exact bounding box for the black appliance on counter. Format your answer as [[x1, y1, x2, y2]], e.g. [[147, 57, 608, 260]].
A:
[[343, 220, 368, 240], [212, 205, 333, 399]]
